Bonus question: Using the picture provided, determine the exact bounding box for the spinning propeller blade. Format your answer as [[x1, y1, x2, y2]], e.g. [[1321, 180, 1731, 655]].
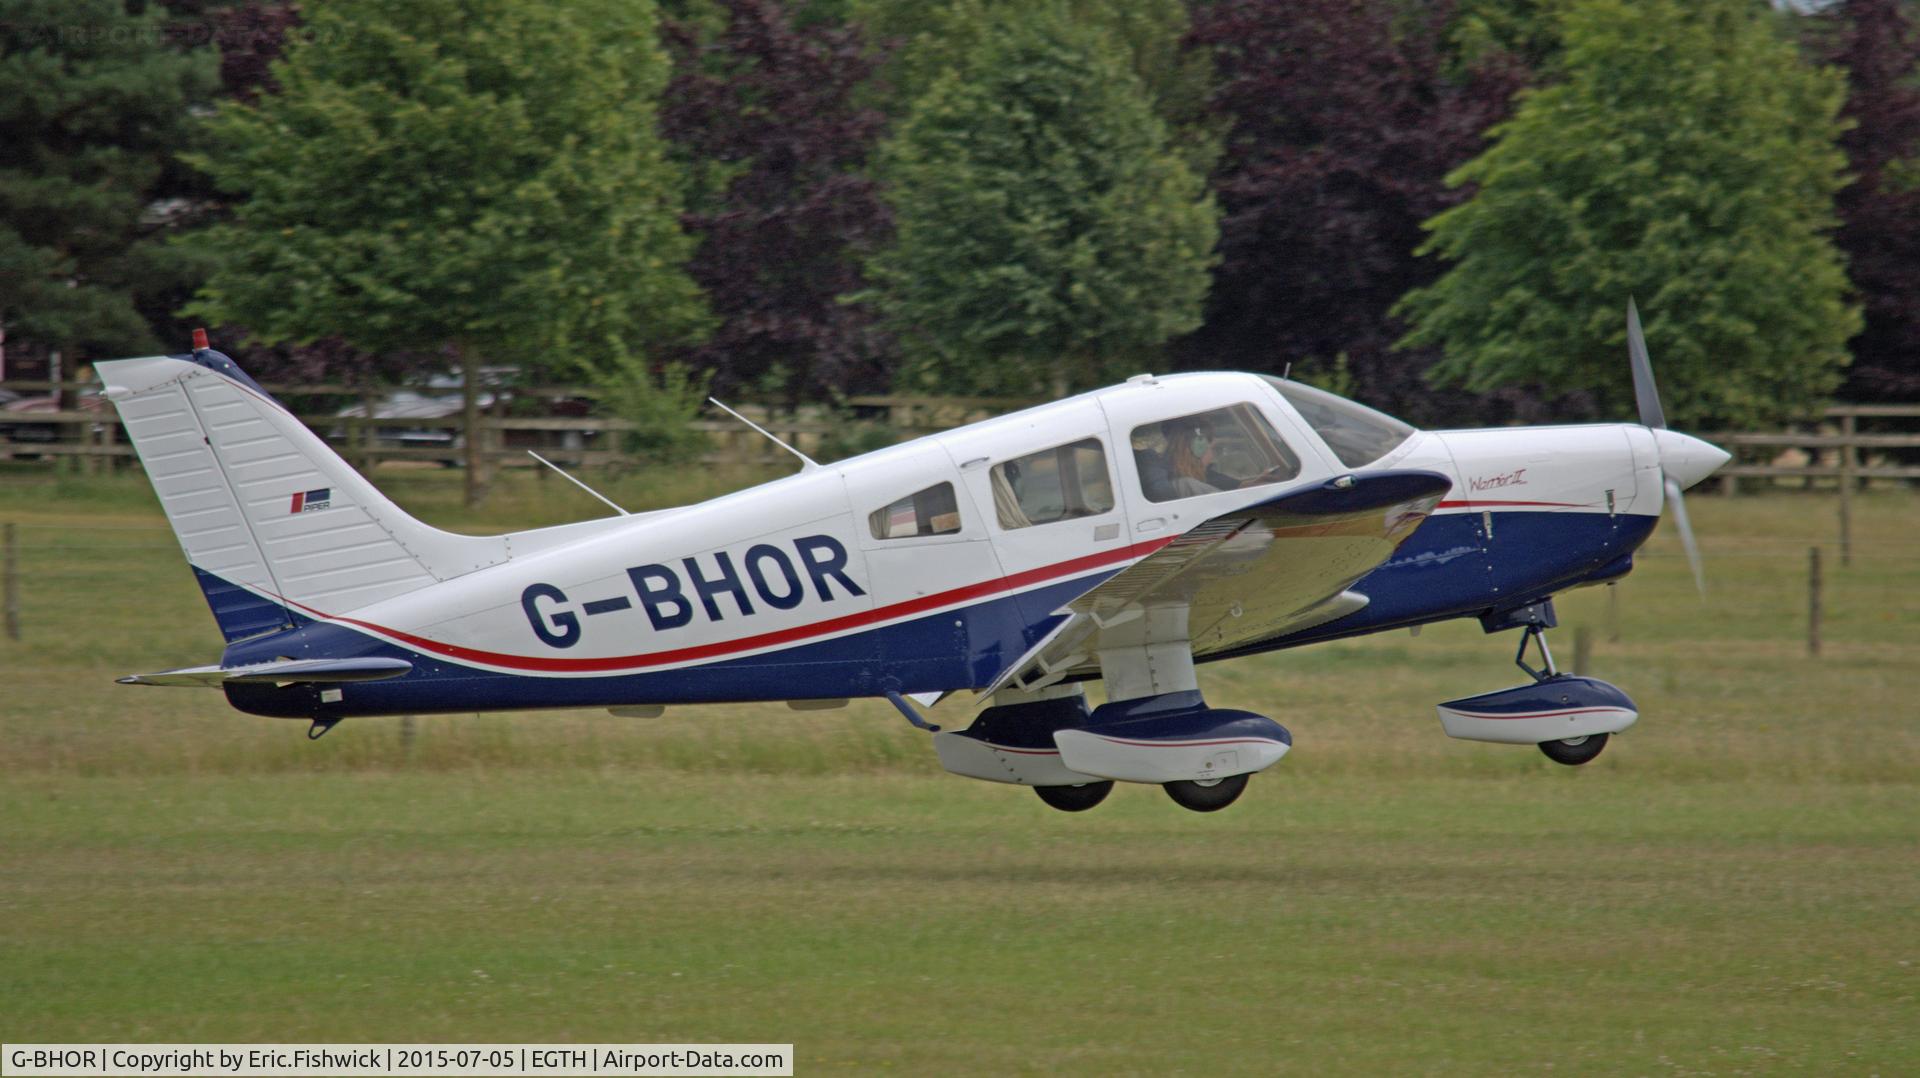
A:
[[1626, 298, 1723, 596], [1626, 297, 1666, 431], [1664, 476, 1706, 597]]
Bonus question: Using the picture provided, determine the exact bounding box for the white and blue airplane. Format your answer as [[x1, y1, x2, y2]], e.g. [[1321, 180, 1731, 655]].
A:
[[100, 307, 1727, 812]]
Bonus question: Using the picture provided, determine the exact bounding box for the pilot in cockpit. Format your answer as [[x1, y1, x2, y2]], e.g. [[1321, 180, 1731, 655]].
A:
[[1138, 416, 1293, 501]]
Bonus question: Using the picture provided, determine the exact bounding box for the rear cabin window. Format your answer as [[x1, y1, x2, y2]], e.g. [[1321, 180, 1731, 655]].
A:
[[1131, 403, 1301, 503], [869, 482, 962, 540], [990, 438, 1115, 529]]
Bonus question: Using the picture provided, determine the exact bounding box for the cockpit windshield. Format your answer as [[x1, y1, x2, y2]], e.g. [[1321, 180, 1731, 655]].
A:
[[1262, 376, 1415, 468]]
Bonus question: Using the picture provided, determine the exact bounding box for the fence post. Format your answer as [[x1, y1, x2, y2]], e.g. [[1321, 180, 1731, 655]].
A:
[[359, 386, 378, 474], [461, 349, 486, 508], [4, 522, 19, 641], [1807, 547, 1823, 657], [1572, 625, 1592, 675], [1838, 412, 1855, 568]]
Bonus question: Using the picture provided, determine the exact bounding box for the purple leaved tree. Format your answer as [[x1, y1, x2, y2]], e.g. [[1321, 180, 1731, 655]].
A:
[[1818, 0, 1920, 401], [661, 0, 895, 407], [1179, 0, 1526, 423]]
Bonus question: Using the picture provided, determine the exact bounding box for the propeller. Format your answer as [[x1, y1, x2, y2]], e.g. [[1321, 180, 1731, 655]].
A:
[[1627, 299, 1664, 430], [1625, 298, 1730, 595]]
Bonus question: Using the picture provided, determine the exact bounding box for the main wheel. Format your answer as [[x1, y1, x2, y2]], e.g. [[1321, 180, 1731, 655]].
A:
[[1034, 781, 1113, 812], [1538, 732, 1610, 766], [1163, 772, 1250, 812]]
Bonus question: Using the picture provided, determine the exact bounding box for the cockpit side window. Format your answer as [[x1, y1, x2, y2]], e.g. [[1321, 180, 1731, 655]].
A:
[[990, 438, 1114, 529], [1263, 376, 1414, 468], [868, 482, 962, 540], [1131, 403, 1301, 503]]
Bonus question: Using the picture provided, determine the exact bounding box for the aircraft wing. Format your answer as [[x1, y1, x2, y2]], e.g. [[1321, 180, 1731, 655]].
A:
[[985, 470, 1451, 695], [117, 657, 413, 688]]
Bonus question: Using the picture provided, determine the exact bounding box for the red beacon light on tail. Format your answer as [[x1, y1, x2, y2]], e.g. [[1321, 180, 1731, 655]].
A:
[[191, 328, 209, 351]]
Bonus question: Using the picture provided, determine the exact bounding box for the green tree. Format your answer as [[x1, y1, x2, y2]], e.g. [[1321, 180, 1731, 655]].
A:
[[1441, 0, 1568, 74], [0, 0, 217, 361], [1396, 0, 1857, 430], [854, 0, 1218, 176], [186, 0, 711, 492], [869, 4, 1217, 396]]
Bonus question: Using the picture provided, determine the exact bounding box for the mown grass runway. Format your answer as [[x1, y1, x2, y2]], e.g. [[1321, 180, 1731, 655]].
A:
[[1, 468, 1915, 1073]]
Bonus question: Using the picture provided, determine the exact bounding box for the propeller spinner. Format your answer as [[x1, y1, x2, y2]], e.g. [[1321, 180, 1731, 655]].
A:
[[1625, 298, 1732, 594]]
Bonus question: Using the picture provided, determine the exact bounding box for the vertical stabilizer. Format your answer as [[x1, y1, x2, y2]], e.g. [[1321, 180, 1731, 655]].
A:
[[99, 347, 507, 640]]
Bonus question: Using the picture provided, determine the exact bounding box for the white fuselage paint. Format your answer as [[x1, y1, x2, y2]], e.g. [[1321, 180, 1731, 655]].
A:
[[100, 356, 1674, 690], [315, 375, 1660, 682]]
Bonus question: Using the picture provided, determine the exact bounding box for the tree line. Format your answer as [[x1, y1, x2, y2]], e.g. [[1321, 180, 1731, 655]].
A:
[[3, 0, 1917, 441]]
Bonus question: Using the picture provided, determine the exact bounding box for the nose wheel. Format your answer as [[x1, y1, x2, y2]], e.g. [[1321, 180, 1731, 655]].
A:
[[1539, 733, 1610, 766]]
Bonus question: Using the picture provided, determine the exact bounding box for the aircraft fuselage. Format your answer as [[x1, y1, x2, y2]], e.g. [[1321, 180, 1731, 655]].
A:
[[214, 373, 1673, 720]]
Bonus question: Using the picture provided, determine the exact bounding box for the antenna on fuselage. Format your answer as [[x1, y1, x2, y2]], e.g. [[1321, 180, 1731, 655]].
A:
[[1282, 362, 1293, 380], [525, 451, 631, 516], [707, 397, 821, 471]]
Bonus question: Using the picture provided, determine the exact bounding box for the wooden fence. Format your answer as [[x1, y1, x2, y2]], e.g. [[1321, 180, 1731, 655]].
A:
[[3, 379, 1916, 489], [1706, 405, 1920, 491], [0, 379, 1033, 471]]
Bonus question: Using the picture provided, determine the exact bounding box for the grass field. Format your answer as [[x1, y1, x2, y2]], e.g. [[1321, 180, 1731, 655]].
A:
[[2, 466, 1916, 1073]]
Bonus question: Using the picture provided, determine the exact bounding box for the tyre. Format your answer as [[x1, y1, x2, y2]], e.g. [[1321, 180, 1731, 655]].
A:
[[1163, 772, 1250, 812], [1034, 781, 1113, 812], [1538, 732, 1610, 766]]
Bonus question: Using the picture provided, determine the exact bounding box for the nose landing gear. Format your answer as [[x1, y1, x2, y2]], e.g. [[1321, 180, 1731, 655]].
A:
[[1435, 600, 1640, 762], [1512, 621, 1613, 766], [1512, 617, 1559, 682]]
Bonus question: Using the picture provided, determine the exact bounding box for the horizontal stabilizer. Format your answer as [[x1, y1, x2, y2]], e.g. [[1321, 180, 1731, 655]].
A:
[[118, 656, 413, 688]]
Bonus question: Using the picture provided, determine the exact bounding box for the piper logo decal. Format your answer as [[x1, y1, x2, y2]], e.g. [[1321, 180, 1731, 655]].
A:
[[290, 487, 331, 513]]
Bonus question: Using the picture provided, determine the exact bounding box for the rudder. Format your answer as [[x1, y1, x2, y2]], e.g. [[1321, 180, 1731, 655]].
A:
[[99, 343, 507, 641]]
